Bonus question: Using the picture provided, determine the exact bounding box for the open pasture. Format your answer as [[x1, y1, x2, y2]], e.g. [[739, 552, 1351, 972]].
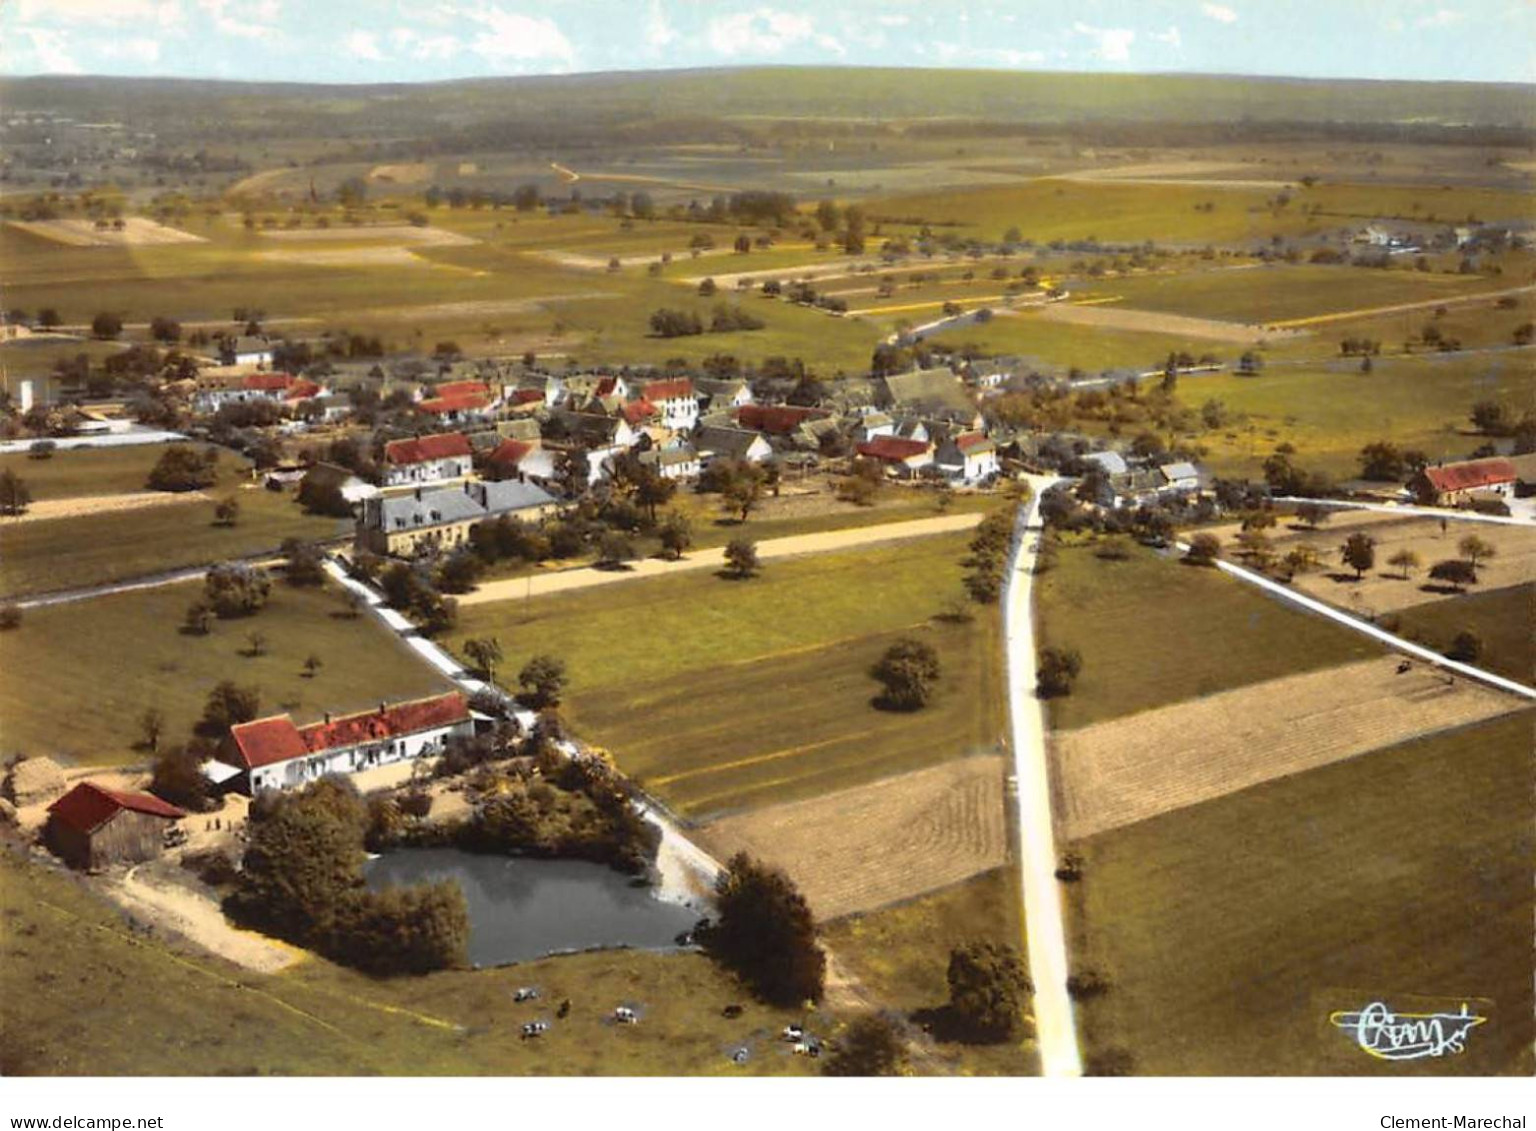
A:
[[1067, 709, 1535, 1075], [1053, 656, 1523, 840], [699, 756, 1008, 920]]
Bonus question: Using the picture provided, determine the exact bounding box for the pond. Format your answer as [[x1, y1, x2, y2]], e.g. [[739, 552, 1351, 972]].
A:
[[365, 848, 702, 967]]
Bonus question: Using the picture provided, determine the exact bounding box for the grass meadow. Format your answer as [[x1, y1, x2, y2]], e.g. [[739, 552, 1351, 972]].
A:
[[1066, 709, 1535, 1075], [1391, 584, 1535, 686]]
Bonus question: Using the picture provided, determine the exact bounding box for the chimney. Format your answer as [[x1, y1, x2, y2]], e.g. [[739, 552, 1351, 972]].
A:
[[378, 701, 387, 715], [414, 487, 422, 501], [324, 711, 331, 724]]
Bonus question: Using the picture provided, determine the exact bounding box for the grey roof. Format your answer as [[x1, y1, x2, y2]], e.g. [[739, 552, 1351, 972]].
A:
[[475, 479, 559, 514], [879, 367, 976, 417], [639, 446, 700, 468], [695, 377, 749, 400], [1159, 461, 1200, 483], [1081, 450, 1128, 476], [377, 485, 485, 532], [497, 418, 543, 442], [697, 425, 767, 460]]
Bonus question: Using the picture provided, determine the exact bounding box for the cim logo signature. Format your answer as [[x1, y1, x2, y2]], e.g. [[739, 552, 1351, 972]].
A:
[[1329, 1001, 1488, 1061]]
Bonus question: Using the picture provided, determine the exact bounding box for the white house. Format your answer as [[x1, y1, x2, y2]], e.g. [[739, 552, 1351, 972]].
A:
[[225, 693, 473, 794], [193, 372, 301, 414], [1158, 461, 1201, 495], [935, 432, 1000, 482], [695, 377, 754, 412], [639, 377, 700, 431], [639, 445, 702, 480], [382, 432, 474, 487], [220, 336, 274, 367], [696, 425, 773, 465], [857, 412, 896, 442], [856, 436, 934, 478]]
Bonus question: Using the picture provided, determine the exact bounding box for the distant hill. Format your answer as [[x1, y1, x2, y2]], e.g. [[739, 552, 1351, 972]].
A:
[[3, 68, 1531, 153]]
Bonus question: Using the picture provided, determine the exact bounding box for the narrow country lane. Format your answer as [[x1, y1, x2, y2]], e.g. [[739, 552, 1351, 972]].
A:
[[1002, 475, 1082, 1078]]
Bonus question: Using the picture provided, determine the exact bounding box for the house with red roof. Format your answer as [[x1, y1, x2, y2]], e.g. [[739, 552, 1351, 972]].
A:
[[46, 782, 186, 870], [934, 431, 999, 483], [417, 381, 496, 423], [1409, 458, 1517, 506], [223, 692, 473, 793], [639, 377, 699, 431], [193, 371, 300, 414], [383, 431, 474, 487], [856, 436, 935, 477], [734, 403, 828, 436], [486, 438, 558, 485]]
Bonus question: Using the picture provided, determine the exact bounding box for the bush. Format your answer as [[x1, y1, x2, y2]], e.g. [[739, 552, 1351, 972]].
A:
[[1446, 630, 1483, 663], [823, 1013, 908, 1076], [1037, 646, 1082, 698], [870, 636, 941, 711], [204, 562, 272, 618], [1184, 532, 1221, 566], [147, 445, 218, 492]]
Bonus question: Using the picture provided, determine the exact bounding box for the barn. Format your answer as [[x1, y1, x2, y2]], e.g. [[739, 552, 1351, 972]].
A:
[[45, 783, 186, 871]]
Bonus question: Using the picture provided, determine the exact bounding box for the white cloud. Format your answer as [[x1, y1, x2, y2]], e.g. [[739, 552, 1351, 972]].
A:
[[1416, 8, 1466, 27], [934, 43, 1046, 67], [458, 5, 574, 66], [1201, 3, 1238, 24], [14, 27, 83, 73], [876, 14, 910, 28], [17, 0, 182, 26], [392, 27, 460, 59], [1151, 25, 1182, 47], [346, 29, 385, 60], [197, 0, 282, 40], [1072, 22, 1135, 62], [97, 36, 164, 63], [644, 0, 678, 50], [707, 8, 841, 56]]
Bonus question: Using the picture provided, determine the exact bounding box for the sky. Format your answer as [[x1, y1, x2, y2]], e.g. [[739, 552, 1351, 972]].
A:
[[2, 1, 1533, 85]]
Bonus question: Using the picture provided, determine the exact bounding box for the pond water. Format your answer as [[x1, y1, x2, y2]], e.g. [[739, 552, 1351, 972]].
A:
[[365, 848, 701, 967]]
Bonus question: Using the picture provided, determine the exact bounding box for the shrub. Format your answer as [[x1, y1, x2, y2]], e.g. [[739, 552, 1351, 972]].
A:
[[869, 636, 941, 711], [1037, 646, 1083, 698]]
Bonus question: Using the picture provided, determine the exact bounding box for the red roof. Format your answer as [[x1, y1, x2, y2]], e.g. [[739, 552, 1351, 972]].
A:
[[435, 381, 492, 399], [419, 392, 492, 415], [487, 438, 533, 468], [228, 693, 470, 771], [595, 376, 623, 397], [641, 378, 695, 403], [1421, 458, 1516, 494], [735, 404, 826, 435], [955, 431, 994, 453], [512, 388, 545, 405], [285, 379, 321, 401], [385, 431, 472, 466], [242, 373, 295, 392], [858, 437, 932, 462], [48, 782, 185, 835], [620, 399, 657, 426]]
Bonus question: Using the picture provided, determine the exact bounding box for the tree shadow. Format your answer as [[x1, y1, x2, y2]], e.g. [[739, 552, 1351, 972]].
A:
[[1417, 583, 1467, 596], [909, 1005, 1012, 1047], [713, 569, 755, 582], [1323, 571, 1363, 585], [869, 694, 926, 713]]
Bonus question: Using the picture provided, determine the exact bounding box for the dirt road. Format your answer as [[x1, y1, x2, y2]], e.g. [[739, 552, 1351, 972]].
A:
[[1002, 475, 1082, 1077], [1, 491, 207, 525], [107, 865, 300, 974], [456, 512, 986, 607]]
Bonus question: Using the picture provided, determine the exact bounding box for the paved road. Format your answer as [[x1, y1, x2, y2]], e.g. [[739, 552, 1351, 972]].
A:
[[1178, 542, 1536, 701], [1001, 475, 1082, 1078], [456, 511, 986, 607]]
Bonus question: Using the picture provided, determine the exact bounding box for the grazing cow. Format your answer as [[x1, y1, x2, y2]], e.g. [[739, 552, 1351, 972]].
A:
[[521, 1021, 549, 1039], [730, 1047, 750, 1065], [514, 987, 540, 1003], [781, 1024, 805, 1043], [614, 1006, 638, 1025]]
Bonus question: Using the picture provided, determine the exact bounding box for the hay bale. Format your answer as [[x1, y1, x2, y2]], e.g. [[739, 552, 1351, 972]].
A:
[[4, 757, 66, 807]]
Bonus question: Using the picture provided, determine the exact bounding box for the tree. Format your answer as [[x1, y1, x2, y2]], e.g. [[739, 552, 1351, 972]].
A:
[[518, 654, 567, 708], [722, 465, 765, 522], [658, 512, 693, 560], [705, 852, 825, 1006], [869, 636, 941, 711], [183, 599, 213, 635], [204, 562, 272, 618], [1457, 534, 1495, 571], [815, 199, 840, 233], [1429, 558, 1478, 592], [0, 469, 32, 516], [90, 311, 123, 340], [0, 605, 19, 631], [1339, 532, 1376, 579], [150, 743, 211, 811], [723, 536, 759, 579], [631, 463, 676, 523], [138, 707, 166, 753], [199, 681, 261, 738], [1387, 549, 1421, 579], [464, 637, 504, 683], [947, 942, 1032, 1042], [1037, 646, 1083, 698], [824, 1013, 908, 1077], [147, 445, 218, 492], [1469, 400, 1511, 436], [149, 316, 182, 343], [1357, 441, 1406, 481], [281, 539, 327, 586], [1294, 502, 1331, 529], [1184, 532, 1221, 566], [596, 531, 636, 568], [36, 308, 61, 330], [245, 630, 268, 657], [1446, 631, 1483, 663], [302, 653, 323, 679], [213, 496, 241, 527]]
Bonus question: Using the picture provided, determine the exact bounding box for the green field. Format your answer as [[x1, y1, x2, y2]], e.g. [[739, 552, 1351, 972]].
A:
[[0, 579, 451, 766], [821, 867, 1034, 1076], [1391, 584, 1535, 685], [0, 443, 188, 500], [0, 485, 346, 598], [1035, 541, 1380, 730], [0, 847, 819, 1076], [451, 532, 1001, 817], [1178, 351, 1536, 478], [1067, 709, 1535, 1075], [1076, 264, 1512, 325], [925, 310, 1223, 374]]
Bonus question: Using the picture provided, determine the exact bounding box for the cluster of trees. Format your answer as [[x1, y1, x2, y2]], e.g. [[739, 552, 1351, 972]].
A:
[[1356, 440, 1428, 482], [648, 303, 766, 339], [201, 562, 272, 619], [702, 853, 825, 1007], [230, 778, 468, 976], [146, 445, 219, 492], [962, 510, 1015, 604]]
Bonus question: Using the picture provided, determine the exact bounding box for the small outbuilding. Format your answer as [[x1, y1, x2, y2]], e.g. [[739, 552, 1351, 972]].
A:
[[45, 783, 186, 871]]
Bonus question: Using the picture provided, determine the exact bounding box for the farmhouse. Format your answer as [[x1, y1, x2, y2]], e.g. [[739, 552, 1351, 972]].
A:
[[418, 381, 496, 422], [486, 438, 558, 484], [383, 431, 474, 487], [218, 335, 274, 367], [935, 431, 999, 482], [695, 377, 753, 411], [356, 478, 561, 557], [225, 692, 473, 794], [857, 436, 934, 477], [877, 367, 980, 423], [696, 425, 774, 464], [1409, 458, 1517, 506], [1158, 461, 1202, 494], [46, 783, 186, 871], [638, 445, 702, 480], [638, 377, 700, 431], [193, 371, 301, 413], [856, 412, 896, 442], [735, 403, 828, 436]]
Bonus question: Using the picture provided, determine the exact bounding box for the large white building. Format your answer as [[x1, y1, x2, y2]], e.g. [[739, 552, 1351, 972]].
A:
[[224, 692, 473, 793], [382, 432, 474, 487]]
